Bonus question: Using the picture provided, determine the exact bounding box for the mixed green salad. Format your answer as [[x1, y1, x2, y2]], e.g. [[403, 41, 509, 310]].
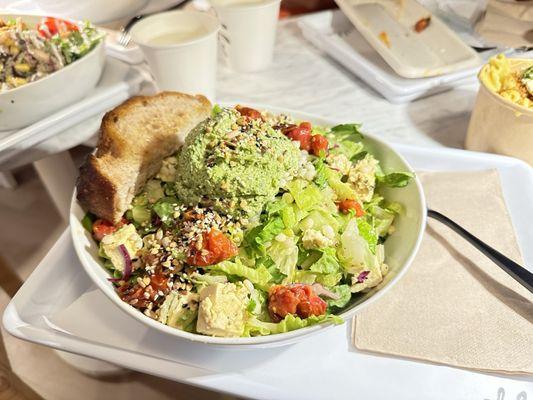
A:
[[83, 106, 413, 337], [0, 16, 103, 92]]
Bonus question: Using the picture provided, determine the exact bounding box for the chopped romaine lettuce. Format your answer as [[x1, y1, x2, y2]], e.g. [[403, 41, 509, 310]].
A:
[[325, 168, 357, 200], [327, 284, 352, 309], [313, 157, 329, 188], [315, 272, 343, 287], [208, 259, 272, 288], [244, 313, 343, 336], [286, 179, 322, 211], [356, 218, 378, 253], [309, 248, 341, 274], [244, 216, 285, 255], [376, 171, 414, 188], [269, 233, 299, 282]]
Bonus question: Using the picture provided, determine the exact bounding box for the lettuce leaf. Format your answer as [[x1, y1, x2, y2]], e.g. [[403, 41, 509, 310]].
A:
[[269, 234, 299, 282], [207, 259, 272, 287], [350, 150, 368, 162], [313, 157, 329, 189], [315, 272, 343, 287], [293, 270, 317, 284], [298, 209, 339, 234], [376, 172, 414, 188], [310, 248, 341, 274], [338, 219, 377, 272], [330, 123, 364, 142], [367, 205, 395, 237], [211, 104, 223, 116], [281, 205, 297, 228], [243, 313, 343, 336], [244, 216, 285, 255], [286, 179, 322, 211], [357, 218, 378, 253], [327, 284, 352, 309], [325, 168, 357, 201], [328, 123, 365, 159]]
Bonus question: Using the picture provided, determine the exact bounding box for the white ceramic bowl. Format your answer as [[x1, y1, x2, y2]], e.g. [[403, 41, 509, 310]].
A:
[[33, 0, 149, 24], [70, 105, 426, 347], [0, 14, 106, 131]]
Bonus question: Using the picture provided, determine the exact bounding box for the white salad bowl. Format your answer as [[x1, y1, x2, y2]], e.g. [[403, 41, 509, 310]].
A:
[[0, 14, 105, 131], [70, 106, 426, 348], [34, 0, 149, 24]]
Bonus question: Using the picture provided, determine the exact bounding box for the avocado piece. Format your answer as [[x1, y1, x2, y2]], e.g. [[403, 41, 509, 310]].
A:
[[131, 205, 151, 225]]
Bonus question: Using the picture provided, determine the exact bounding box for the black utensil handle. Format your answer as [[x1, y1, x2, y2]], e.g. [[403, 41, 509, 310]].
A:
[[427, 209, 533, 294], [124, 0, 193, 32]]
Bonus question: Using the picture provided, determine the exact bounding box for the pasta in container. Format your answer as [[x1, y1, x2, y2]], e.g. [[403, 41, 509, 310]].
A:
[[466, 54, 533, 165]]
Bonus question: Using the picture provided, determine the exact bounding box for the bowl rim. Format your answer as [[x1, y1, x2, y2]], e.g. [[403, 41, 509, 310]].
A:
[[0, 12, 105, 97], [212, 0, 281, 12], [129, 10, 221, 50], [70, 104, 427, 346]]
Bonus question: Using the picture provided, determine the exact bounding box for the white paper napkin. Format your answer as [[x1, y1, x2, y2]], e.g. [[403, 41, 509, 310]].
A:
[[353, 170, 533, 375]]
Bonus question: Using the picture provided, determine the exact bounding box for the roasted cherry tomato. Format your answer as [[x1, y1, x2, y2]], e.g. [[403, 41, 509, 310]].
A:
[[337, 199, 365, 217], [187, 229, 239, 266], [149, 273, 170, 294], [310, 134, 328, 156], [93, 219, 115, 241], [92, 218, 126, 241], [117, 272, 169, 309], [268, 284, 327, 322], [283, 122, 312, 151], [117, 284, 147, 308], [37, 17, 79, 38], [236, 105, 262, 120]]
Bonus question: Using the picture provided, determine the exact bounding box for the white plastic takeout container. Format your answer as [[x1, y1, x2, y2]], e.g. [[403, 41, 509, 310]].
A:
[[334, 0, 481, 78]]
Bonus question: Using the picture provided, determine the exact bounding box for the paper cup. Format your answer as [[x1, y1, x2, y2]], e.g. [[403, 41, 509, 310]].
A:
[[465, 59, 533, 165], [212, 0, 281, 72], [130, 10, 220, 101]]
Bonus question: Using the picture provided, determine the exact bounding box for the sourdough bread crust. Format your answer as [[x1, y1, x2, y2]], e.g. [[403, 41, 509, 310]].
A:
[[76, 92, 211, 223], [77, 155, 118, 223]]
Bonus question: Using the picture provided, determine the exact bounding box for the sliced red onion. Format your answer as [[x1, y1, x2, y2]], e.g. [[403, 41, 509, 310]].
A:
[[118, 244, 132, 281], [312, 283, 340, 300], [357, 271, 370, 283]]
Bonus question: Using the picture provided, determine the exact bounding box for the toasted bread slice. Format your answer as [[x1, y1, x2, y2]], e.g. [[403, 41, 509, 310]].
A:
[[76, 92, 211, 223]]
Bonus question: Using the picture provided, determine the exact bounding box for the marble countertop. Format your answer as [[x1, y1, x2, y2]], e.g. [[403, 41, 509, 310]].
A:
[[217, 19, 479, 150], [1, 14, 481, 172]]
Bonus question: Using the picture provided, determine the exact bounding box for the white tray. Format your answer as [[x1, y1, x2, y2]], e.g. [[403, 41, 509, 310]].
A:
[[298, 10, 505, 103], [334, 0, 481, 78], [4, 143, 533, 400]]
